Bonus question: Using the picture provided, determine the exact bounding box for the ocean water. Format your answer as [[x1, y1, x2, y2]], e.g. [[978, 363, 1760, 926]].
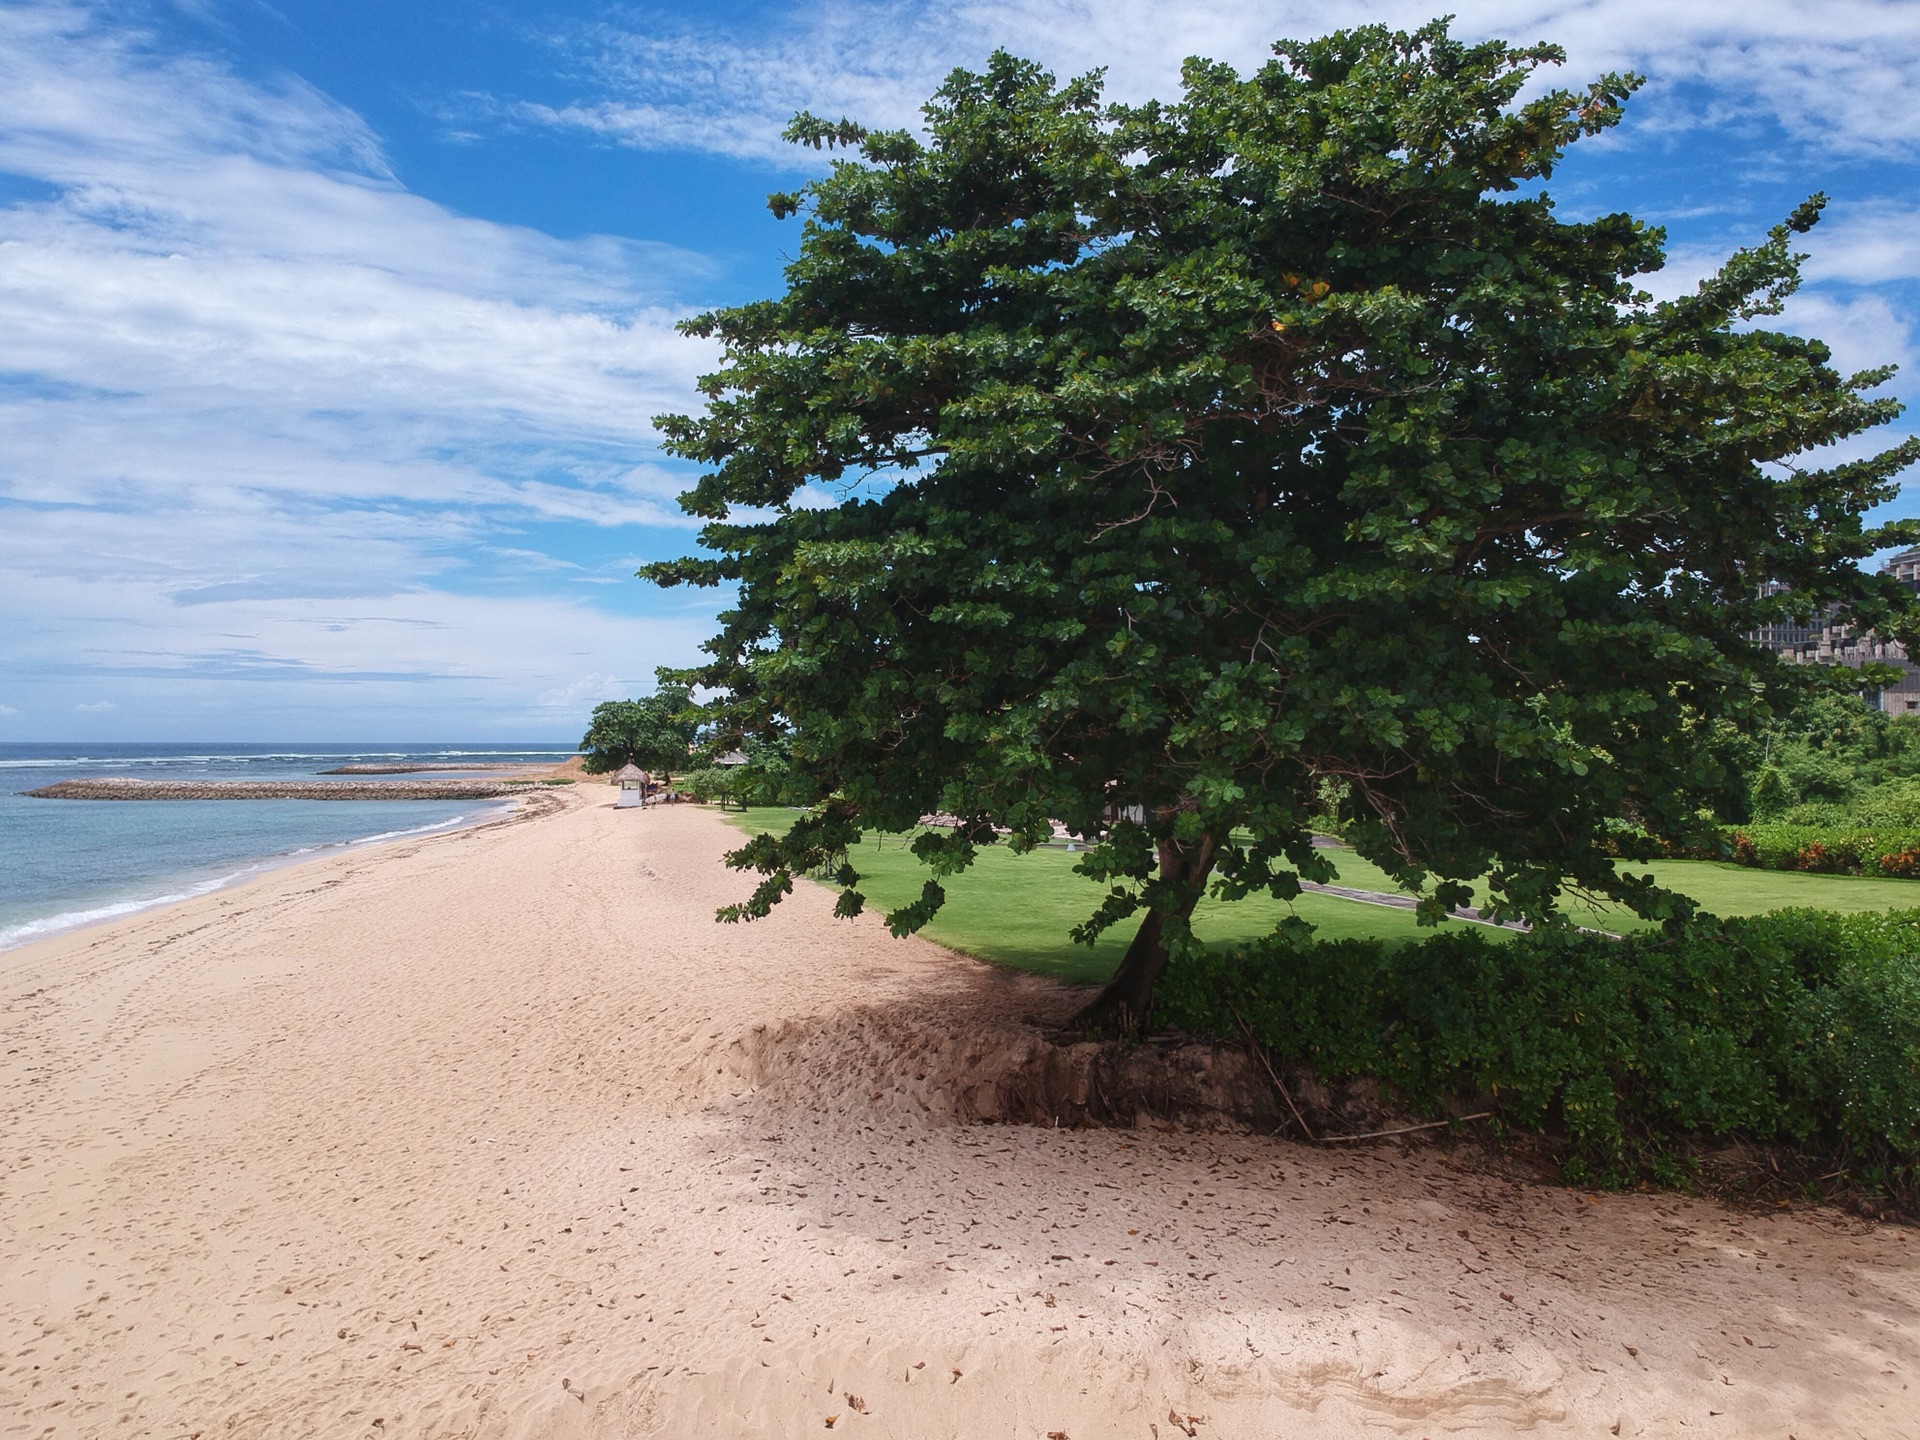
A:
[[0, 743, 574, 951]]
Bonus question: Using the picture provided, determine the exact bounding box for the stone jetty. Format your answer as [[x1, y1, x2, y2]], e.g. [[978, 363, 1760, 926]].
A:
[[25, 779, 532, 801], [318, 763, 531, 775]]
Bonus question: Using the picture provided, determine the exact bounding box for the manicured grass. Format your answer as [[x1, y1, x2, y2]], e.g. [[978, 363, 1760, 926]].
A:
[[721, 810, 1489, 985], [1575, 860, 1920, 930], [717, 808, 1920, 985]]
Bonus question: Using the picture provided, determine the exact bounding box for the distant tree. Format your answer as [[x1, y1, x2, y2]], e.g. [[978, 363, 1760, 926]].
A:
[[718, 733, 799, 808], [578, 679, 696, 779], [645, 22, 1919, 1029], [1748, 688, 1920, 819]]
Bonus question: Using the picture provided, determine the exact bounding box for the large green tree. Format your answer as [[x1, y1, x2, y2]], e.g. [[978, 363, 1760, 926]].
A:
[[578, 680, 696, 778], [646, 22, 1919, 1028]]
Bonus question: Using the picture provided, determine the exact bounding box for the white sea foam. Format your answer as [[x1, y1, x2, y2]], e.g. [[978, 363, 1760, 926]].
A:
[[0, 876, 237, 950], [0, 802, 513, 953], [291, 806, 508, 852]]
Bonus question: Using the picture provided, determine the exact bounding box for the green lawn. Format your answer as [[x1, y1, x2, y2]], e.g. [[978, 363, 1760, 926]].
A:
[[1566, 860, 1920, 930], [718, 808, 1920, 985]]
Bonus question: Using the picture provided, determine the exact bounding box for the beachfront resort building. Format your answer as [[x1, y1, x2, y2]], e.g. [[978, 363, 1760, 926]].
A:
[[1751, 547, 1920, 712]]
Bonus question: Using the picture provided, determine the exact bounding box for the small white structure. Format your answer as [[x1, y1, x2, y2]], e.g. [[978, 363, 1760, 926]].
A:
[[612, 762, 650, 808]]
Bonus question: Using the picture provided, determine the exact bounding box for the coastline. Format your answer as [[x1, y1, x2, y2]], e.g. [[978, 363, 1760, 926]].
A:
[[0, 752, 591, 953], [0, 791, 535, 955], [3, 793, 1914, 1438]]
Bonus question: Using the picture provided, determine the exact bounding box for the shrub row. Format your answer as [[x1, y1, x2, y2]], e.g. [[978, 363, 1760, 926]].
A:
[[1156, 910, 1920, 1195], [1726, 824, 1920, 878], [1767, 776, 1920, 830], [679, 767, 741, 805]]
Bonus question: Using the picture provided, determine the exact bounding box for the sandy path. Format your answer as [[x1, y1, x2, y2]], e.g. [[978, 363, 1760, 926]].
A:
[[1, 791, 1915, 1438]]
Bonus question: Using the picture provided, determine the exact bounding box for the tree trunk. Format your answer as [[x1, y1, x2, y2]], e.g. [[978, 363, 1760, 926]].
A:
[[1067, 830, 1218, 1035]]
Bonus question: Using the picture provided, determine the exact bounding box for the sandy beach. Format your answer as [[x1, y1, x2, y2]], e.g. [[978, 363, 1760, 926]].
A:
[[2, 788, 1915, 1439]]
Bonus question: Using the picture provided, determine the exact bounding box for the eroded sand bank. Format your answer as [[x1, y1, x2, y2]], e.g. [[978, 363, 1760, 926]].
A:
[[1, 791, 1914, 1438]]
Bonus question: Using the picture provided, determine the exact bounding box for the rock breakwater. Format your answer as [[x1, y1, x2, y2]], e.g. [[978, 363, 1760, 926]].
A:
[[25, 779, 526, 801], [317, 763, 531, 775]]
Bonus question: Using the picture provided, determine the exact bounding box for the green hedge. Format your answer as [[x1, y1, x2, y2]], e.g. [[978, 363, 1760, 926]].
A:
[[1728, 824, 1920, 877], [1156, 910, 1920, 1194], [1770, 776, 1920, 829], [679, 767, 738, 804]]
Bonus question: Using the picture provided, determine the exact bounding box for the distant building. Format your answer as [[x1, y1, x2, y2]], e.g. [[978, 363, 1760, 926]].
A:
[[1752, 547, 1920, 713]]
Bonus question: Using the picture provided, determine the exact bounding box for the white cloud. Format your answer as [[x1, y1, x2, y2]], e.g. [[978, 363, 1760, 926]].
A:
[[537, 671, 635, 713], [1636, 224, 1917, 484], [528, 0, 1920, 516], [0, 10, 711, 515], [528, 0, 1920, 162], [0, 2, 721, 734], [2, 0, 388, 178], [1659, 200, 1920, 387], [74, 700, 116, 712], [6, 566, 717, 736], [5, 0, 1917, 735], [1807, 201, 1920, 287], [1780, 291, 1916, 386]]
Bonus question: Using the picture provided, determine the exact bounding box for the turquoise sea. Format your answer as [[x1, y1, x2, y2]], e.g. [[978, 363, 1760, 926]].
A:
[[0, 743, 573, 950]]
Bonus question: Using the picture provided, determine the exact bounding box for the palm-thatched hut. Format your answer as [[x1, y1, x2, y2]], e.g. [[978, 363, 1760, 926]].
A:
[[612, 761, 650, 808]]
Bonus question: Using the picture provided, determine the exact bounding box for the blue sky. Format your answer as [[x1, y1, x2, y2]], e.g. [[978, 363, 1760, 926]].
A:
[[2, 0, 1917, 741]]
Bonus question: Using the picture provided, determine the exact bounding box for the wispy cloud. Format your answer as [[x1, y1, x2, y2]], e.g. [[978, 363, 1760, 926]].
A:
[[1781, 291, 1916, 389], [1655, 201, 1920, 357], [0, 2, 719, 734], [5, 0, 1917, 737], [521, 0, 1920, 163], [8, 568, 719, 736], [515, 0, 1920, 505], [1808, 200, 1920, 287]]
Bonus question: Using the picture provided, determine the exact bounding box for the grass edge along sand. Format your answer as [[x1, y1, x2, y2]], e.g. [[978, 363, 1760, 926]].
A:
[[718, 806, 1920, 1199]]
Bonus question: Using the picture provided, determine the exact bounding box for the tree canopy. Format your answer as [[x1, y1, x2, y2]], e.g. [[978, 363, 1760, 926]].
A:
[[645, 21, 1920, 1027], [1744, 689, 1920, 823], [578, 681, 696, 777]]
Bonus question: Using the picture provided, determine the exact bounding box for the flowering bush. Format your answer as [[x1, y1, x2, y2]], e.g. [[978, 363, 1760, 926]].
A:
[[1796, 841, 1844, 873], [1725, 825, 1920, 876], [1879, 848, 1920, 879]]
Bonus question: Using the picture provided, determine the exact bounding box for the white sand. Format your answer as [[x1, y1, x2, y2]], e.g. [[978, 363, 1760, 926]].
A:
[[2, 790, 1915, 1438]]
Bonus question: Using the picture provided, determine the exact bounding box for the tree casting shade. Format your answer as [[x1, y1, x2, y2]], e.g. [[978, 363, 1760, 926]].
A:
[[644, 21, 1920, 1027]]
